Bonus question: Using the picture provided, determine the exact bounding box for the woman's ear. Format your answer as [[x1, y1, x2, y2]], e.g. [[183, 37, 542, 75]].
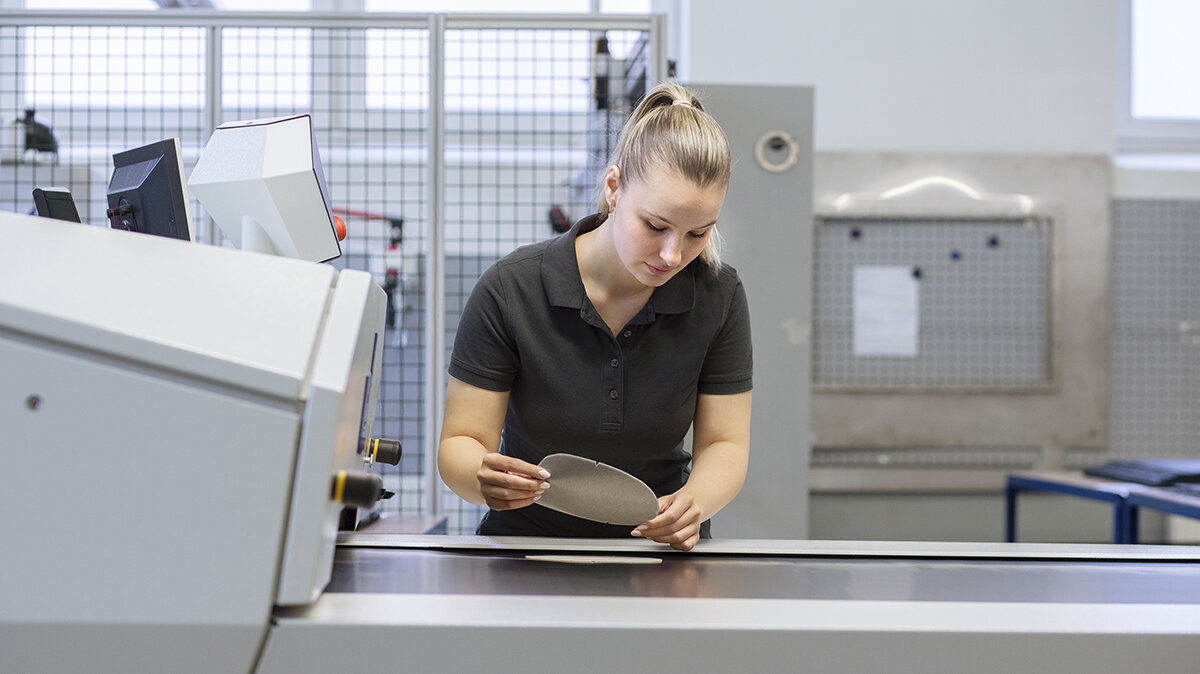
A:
[[603, 165, 621, 207]]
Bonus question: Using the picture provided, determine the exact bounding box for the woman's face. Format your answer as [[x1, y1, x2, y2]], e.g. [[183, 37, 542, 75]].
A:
[[605, 166, 726, 289]]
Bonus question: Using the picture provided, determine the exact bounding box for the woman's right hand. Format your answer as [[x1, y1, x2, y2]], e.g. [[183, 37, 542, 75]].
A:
[[476, 453, 551, 510]]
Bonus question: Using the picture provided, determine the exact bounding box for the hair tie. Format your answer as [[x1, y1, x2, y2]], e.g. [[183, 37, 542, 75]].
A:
[[671, 99, 694, 108]]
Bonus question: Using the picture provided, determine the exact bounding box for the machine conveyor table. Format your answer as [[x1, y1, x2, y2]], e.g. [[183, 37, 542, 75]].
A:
[[325, 543, 1200, 604], [259, 536, 1200, 674]]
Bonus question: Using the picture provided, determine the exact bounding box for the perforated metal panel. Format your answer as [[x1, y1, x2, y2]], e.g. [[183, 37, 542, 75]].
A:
[[813, 217, 1051, 389], [810, 446, 1041, 469], [1107, 199, 1200, 460]]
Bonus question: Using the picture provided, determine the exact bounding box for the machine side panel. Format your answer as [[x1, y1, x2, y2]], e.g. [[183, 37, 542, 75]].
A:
[[275, 269, 388, 605], [0, 333, 298, 628], [0, 624, 265, 674]]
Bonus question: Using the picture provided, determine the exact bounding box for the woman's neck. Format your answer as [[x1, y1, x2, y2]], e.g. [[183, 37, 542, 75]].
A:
[[575, 219, 651, 302]]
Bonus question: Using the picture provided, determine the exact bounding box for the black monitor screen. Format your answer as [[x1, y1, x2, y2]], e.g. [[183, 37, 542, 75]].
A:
[[106, 139, 191, 241], [32, 187, 82, 223]]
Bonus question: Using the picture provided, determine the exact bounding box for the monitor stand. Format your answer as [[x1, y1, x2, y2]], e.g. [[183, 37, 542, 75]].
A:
[[241, 216, 278, 256]]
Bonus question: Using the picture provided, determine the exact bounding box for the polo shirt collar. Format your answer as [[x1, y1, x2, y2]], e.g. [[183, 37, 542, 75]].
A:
[[542, 214, 696, 316]]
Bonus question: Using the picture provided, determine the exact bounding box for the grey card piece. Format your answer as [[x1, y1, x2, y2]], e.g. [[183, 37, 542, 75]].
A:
[[537, 453, 660, 526]]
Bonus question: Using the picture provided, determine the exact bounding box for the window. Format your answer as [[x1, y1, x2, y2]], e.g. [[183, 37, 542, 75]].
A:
[[364, 0, 649, 12], [1118, 0, 1200, 150], [366, 0, 589, 11], [222, 28, 312, 111], [21, 4, 312, 111], [1130, 0, 1200, 120], [599, 0, 650, 12], [25, 0, 155, 7], [26, 0, 310, 7], [440, 30, 591, 113], [25, 26, 205, 109]]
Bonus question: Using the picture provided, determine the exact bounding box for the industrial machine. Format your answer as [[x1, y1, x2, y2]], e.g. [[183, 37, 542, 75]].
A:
[[4, 210, 1200, 673], [0, 209, 392, 671]]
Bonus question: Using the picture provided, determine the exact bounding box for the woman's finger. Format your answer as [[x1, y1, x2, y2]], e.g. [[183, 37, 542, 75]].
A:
[[482, 453, 550, 480]]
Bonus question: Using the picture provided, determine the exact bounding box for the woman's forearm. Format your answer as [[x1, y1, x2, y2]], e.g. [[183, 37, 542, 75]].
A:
[[437, 435, 489, 505], [438, 377, 511, 506], [681, 440, 749, 519], [683, 390, 753, 520]]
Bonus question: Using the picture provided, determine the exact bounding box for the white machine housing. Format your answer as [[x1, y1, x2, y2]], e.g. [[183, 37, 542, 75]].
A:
[[188, 114, 342, 262], [0, 210, 386, 672]]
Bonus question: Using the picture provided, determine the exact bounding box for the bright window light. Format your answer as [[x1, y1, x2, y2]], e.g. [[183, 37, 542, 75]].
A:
[[366, 0, 589, 11], [365, 0, 649, 11], [222, 28, 312, 110], [365, 29, 429, 110], [211, 0, 311, 9], [24, 0, 311, 9], [440, 30, 590, 112], [599, 0, 650, 12], [24, 25, 205, 108], [1131, 0, 1200, 120], [25, 0, 156, 7], [218, 0, 309, 7]]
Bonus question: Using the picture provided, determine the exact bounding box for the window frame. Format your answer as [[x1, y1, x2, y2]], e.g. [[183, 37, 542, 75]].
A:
[[1116, 0, 1200, 151]]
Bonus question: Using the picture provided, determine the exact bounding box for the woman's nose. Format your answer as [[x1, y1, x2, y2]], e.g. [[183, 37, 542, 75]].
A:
[[660, 237, 683, 266]]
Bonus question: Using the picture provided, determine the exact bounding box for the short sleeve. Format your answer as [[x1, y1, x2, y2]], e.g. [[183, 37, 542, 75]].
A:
[[698, 273, 753, 395], [448, 264, 519, 392]]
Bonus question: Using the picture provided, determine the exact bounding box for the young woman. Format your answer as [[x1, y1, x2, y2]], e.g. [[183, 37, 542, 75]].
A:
[[437, 83, 752, 551]]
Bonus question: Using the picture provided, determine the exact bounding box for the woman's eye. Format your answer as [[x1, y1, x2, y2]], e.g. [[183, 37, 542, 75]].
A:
[[688, 231, 707, 239], [645, 222, 665, 232]]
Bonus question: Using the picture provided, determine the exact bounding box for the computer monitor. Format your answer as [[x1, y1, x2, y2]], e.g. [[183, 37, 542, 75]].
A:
[[32, 187, 81, 223], [187, 114, 343, 263], [105, 138, 192, 241]]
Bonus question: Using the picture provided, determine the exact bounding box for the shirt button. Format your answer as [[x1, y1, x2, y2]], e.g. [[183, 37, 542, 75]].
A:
[[623, 330, 632, 338], [608, 389, 619, 400], [610, 358, 619, 368]]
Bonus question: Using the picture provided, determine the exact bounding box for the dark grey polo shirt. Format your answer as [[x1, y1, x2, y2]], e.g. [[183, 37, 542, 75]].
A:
[[449, 214, 753, 538]]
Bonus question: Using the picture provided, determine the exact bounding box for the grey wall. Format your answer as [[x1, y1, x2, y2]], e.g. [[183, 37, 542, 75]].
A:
[[673, 0, 1116, 155]]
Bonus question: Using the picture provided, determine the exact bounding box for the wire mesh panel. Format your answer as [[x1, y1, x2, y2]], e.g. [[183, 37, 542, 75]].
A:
[[354, 26, 431, 521], [1108, 199, 1200, 460], [0, 23, 208, 237], [0, 12, 658, 536], [219, 23, 431, 519], [222, 27, 315, 113], [439, 26, 648, 534], [813, 217, 1051, 389]]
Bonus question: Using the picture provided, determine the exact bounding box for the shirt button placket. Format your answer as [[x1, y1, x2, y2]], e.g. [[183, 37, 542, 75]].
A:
[[607, 349, 621, 402], [602, 336, 624, 428]]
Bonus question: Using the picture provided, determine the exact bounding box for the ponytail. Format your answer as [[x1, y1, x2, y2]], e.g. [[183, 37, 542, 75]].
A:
[[596, 83, 731, 268]]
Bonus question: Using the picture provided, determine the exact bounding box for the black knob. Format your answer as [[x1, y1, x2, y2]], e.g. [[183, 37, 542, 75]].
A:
[[365, 438, 402, 466], [331, 470, 387, 509]]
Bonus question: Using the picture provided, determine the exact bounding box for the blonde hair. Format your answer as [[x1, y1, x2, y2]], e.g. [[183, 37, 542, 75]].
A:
[[596, 82, 731, 268]]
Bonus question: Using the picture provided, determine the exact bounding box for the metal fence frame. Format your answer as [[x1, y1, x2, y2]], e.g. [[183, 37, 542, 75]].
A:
[[0, 9, 667, 526]]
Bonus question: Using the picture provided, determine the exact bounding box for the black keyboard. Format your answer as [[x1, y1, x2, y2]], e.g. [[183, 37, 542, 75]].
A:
[[1084, 459, 1200, 486], [1162, 483, 1200, 498]]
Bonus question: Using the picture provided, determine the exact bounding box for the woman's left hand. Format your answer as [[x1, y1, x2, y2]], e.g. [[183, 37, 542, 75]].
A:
[[632, 491, 704, 551]]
